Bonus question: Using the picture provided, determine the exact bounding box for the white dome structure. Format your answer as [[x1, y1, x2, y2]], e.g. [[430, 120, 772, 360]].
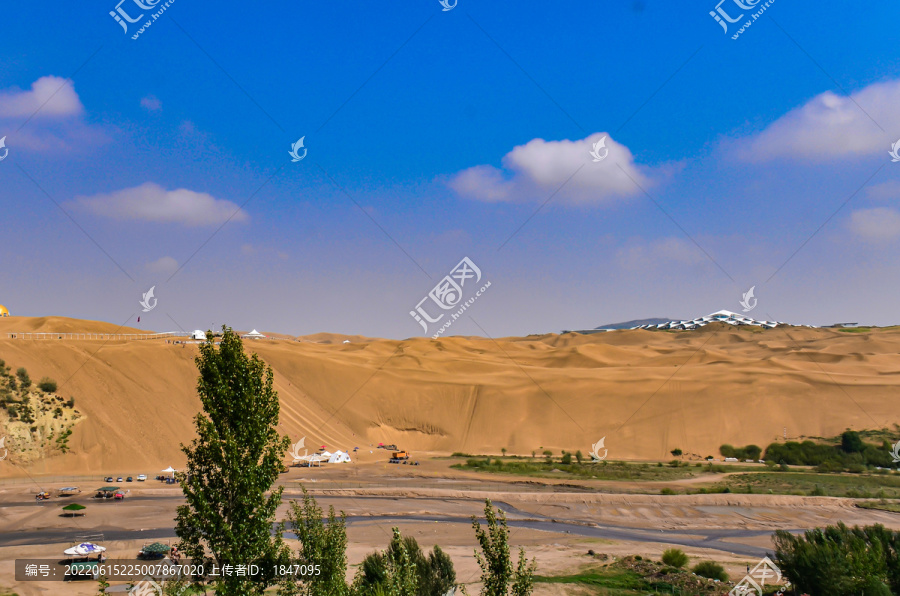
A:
[[633, 310, 783, 331]]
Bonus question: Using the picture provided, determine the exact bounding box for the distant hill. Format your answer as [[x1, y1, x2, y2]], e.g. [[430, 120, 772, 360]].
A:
[[595, 317, 673, 330]]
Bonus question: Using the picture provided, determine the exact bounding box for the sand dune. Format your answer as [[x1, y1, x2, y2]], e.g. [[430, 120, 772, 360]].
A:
[[1, 318, 899, 476]]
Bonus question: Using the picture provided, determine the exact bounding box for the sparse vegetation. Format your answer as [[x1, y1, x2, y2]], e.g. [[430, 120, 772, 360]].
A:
[[451, 456, 697, 482], [535, 555, 726, 594], [37, 377, 57, 393], [661, 548, 688, 569], [691, 561, 727, 582], [15, 368, 31, 389]]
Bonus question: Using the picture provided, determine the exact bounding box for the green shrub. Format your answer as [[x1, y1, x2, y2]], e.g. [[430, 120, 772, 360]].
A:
[[561, 452, 572, 465], [15, 368, 31, 389], [661, 548, 688, 568], [775, 522, 900, 594], [660, 488, 676, 495], [691, 561, 727, 581], [38, 377, 57, 393]]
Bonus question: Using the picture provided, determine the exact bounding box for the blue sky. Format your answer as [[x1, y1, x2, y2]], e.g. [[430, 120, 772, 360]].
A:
[[1, 0, 899, 338]]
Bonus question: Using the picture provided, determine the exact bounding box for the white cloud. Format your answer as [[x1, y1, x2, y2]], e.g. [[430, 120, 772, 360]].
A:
[[866, 180, 900, 201], [140, 95, 162, 111], [449, 133, 657, 205], [0, 76, 84, 118], [736, 79, 900, 162], [849, 207, 900, 242], [73, 183, 248, 227], [146, 256, 179, 274]]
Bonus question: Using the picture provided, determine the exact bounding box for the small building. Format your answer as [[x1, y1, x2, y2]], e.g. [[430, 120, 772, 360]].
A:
[[190, 330, 206, 340], [0, 304, 9, 317]]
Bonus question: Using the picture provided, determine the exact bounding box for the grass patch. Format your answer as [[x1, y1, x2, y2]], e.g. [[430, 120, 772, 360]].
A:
[[857, 500, 900, 514], [535, 557, 730, 594], [449, 457, 697, 482], [535, 567, 647, 591], [710, 471, 900, 497]]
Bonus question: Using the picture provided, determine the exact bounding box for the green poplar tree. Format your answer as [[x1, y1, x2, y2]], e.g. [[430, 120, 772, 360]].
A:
[[469, 499, 535, 596], [174, 327, 291, 595]]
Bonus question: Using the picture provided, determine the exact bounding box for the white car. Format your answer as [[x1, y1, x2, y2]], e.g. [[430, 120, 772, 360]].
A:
[[137, 474, 147, 481]]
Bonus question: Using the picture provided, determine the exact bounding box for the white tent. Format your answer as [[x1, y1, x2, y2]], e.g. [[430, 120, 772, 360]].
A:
[[190, 330, 206, 340], [243, 329, 266, 339], [327, 450, 352, 464]]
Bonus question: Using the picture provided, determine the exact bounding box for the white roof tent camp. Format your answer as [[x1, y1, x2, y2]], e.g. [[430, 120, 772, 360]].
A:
[[633, 310, 784, 331], [327, 450, 352, 464], [190, 330, 206, 340], [242, 329, 266, 339]]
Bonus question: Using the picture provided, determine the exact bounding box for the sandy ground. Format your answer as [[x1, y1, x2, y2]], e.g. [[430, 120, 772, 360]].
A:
[[2, 460, 898, 595], [3, 316, 900, 476]]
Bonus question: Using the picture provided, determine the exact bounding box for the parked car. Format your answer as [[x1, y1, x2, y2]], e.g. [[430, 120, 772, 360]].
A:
[[126, 476, 133, 482], [104, 477, 114, 483], [137, 474, 147, 481], [116, 477, 123, 483]]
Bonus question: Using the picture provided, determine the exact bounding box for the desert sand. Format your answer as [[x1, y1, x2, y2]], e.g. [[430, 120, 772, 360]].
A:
[[1, 316, 899, 475]]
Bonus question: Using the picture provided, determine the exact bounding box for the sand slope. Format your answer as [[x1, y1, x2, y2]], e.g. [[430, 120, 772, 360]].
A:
[[1, 318, 899, 475]]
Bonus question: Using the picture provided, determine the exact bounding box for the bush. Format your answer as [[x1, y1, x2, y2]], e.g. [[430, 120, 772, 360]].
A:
[[575, 450, 583, 464], [661, 548, 688, 568], [15, 368, 31, 389], [354, 530, 456, 596], [670, 448, 682, 457], [561, 452, 572, 465], [720, 443, 761, 460], [38, 378, 57, 393], [692, 561, 727, 581], [841, 430, 865, 453]]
